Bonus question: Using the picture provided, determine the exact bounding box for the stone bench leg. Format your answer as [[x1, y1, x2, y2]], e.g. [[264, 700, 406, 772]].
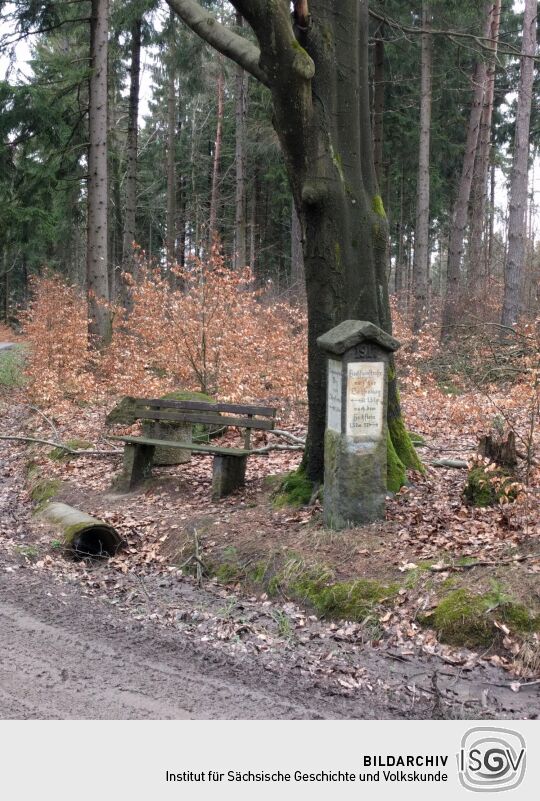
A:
[[114, 443, 155, 492], [212, 454, 247, 500]]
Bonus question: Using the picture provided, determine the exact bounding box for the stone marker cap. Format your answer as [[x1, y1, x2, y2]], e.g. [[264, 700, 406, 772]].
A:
[[316, 320, 400, 355]]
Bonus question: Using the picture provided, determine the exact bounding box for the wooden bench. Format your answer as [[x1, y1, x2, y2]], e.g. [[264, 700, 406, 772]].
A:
[[109, 398, 277, 500]]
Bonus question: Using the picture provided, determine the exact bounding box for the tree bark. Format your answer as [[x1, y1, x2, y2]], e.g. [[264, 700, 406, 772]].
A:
[[234, 13, 248, 270], [412, 2, 432, 333], [441, 2, 493, 340], [209, 59, 224, 246], [166, 13, 177, 270], [501, 0, 537, 328], [87, 0, 110, 343], [166, 0, 421, 485], [121, 16, 142, 286], [468, 0, 501, 295], [372, 20, 385, 187], [291, 201, 305, 292]]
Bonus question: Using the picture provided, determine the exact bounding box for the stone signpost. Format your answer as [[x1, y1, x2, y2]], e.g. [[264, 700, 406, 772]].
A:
[[317, 320, 400, 529]]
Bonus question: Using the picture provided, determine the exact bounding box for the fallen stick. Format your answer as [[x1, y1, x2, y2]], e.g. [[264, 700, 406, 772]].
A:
[[253, 443, 304, 454], [270, 429, 306, 445], [0, 434, 121, 456], [430, 458, 468, 469], [430, 554, 536, 572]]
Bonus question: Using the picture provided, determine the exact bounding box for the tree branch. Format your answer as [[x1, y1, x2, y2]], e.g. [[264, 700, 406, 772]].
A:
[[164, 0, 268, 85], [369, 8, 532, 61], [0, 435, 120, 456]]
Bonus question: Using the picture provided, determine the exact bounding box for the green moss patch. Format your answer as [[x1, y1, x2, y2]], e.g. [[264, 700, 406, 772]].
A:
[[0, 345, 26, 388], [464, 466, 521, 507], [421, 588, 540, 648], [273, 467, 313, 508], [387, 431, 407, 493], [298, 578, 398, 621], [372, 194, 386, 219], [30, 478, 60, 507]]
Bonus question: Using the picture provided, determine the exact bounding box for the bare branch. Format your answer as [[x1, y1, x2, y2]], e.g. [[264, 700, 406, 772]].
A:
[[0, 435, 120, 456], [165, 0, 268, 85], [369, 8, 532, 61]]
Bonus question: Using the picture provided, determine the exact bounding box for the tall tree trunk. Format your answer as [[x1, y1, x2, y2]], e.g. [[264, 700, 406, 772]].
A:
[[441, 2, 493, 340], [166, 13, 177, 270], [372, 19, 385, 186], [167, 0, 421, 486], [209, 59, 224, 245], [2, 248, 9, 324], [291, 201, 305, 291], [286, 1, 418, 481], [234, 13, 248, 269], [122, 16, 142, 286], [468, 0, 501, 295], [412, 2, 432, 333], [87, 0, 110, 342], [501, 0, 537, 328]]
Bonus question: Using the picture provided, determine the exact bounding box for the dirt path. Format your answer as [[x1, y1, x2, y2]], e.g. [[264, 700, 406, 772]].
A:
[[0, 570, 331, 720], [2, 560, 539, 720], [0, 421, 538, 720]]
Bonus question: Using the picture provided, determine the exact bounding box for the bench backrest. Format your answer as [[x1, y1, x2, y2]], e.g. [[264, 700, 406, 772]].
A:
[[131, 398, 277, 431]]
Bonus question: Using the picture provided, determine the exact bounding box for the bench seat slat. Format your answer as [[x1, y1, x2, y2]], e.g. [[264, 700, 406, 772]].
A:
[[135, 398, 276, 417], [131, 409, 275, 429], [109, 435, 253, 456]]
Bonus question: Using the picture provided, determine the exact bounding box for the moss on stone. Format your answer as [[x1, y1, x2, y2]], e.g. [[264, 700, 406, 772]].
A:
[[421, 588, 540, 648], [372, 194, 386, 219], [105, 396, 139, 425], [30, 478, 60, 507], [273, 467, 313, 508]]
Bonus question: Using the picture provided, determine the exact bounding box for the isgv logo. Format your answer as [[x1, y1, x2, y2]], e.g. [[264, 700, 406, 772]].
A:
[[458, 727, 526, 792]]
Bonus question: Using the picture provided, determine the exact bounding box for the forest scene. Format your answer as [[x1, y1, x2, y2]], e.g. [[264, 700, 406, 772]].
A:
[[2, 0, 540, 721]]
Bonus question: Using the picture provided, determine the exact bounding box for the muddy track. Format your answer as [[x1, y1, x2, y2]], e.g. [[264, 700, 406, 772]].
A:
[[0, 429, 538, 720], [0, 566, 431, 720]]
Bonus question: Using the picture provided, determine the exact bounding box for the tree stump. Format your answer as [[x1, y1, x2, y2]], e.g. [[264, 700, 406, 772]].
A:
[[477, 430, 517, 469]]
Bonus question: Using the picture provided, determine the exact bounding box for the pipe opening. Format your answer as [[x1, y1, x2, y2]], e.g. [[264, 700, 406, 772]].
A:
[[72, 525, 121, 559]]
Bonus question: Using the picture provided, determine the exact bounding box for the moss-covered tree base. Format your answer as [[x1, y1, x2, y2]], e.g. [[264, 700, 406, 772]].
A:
[[272, 467, 314, 508]]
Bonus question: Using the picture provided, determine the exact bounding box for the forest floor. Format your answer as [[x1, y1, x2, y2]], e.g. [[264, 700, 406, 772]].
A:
[[1, 329, 540, 719]]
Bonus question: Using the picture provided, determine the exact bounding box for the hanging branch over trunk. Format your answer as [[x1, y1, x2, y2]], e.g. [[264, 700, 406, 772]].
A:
[[165, 0, 268, 85]]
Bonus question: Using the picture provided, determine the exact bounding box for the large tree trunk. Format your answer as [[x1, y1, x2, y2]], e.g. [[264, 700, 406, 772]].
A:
[[166, 0, 421, 487], [87, 0, 110, 343], [501, 0, 537, 328], [209, 60, 224, 245], [468, 0, 501, 295], [441, 2, 493, 340], [412, 2, 432, 333], [276, 1, 418, 482], [372, 19, 385, 187], [291, 201, 305, 292], [234, 13, 248, 269], [166, 13, 177, 270], [121, 16, 142, 285]]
